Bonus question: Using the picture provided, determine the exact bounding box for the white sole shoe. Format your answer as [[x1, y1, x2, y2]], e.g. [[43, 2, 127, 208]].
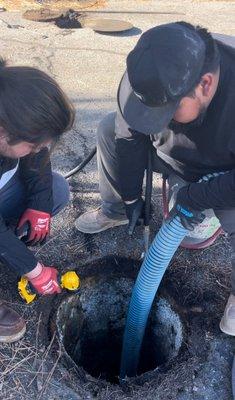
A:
[[219, 294, 235, 336], [75, 208, 128, 234], [0, 324, 26, 343]]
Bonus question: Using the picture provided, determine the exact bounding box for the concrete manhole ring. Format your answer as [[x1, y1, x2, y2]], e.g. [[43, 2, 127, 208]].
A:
[[53, 272, 184, 384]]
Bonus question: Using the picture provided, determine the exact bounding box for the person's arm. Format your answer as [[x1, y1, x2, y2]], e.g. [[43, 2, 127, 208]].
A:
[[177, 169, 235, 211], [115, 109, 149, 202], [17, 148, 53, 245], [0, 214, 38, 275], [0, 215, 61, 294], [19, 148, 53, 214]]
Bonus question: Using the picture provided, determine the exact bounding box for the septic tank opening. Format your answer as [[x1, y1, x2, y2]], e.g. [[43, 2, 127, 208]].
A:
[[55, 261, 183, 384]]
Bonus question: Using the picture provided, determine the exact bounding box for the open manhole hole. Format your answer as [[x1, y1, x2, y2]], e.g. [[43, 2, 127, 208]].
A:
[[55, 260, 184, 384]]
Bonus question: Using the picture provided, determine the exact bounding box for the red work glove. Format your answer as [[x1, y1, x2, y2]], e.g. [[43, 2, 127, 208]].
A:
[[16, 209, 51, 246], [28, 265, 61, 295]]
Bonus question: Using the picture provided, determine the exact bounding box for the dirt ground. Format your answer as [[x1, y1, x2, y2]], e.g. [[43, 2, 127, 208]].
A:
[[1, 0, 106, 12], [0, 0, 235, 399]]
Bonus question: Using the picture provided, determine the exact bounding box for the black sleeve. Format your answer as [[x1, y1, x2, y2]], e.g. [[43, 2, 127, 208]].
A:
[[0, 215, 37, 276], [115, 109, 149, 201], [19, 148, 53, 214], [178, 170, 235, 211], [116, 133, 149, 201]]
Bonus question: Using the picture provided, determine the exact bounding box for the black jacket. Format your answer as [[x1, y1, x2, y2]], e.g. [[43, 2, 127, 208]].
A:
[[0, 148, 53, 275], [115, 40, 235, 211]]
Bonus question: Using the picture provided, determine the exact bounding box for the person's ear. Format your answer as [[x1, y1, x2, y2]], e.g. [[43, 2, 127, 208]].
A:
[[200, 73, 213, 97]]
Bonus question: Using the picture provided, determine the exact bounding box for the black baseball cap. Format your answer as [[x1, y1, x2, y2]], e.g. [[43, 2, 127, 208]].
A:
[[118, 22, 206, 135]]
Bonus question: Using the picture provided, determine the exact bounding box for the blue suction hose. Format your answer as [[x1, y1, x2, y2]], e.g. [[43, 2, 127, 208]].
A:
[[120, 171, 225, 380], [120, 216, 188, 379]]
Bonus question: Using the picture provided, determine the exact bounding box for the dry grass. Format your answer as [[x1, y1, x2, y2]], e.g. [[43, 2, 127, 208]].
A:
[[163, 245, 231, 312], [0, 319, 62, 400]]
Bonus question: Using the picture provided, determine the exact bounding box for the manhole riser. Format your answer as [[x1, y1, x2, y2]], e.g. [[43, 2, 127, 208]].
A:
[[54, 259, 184, 384]]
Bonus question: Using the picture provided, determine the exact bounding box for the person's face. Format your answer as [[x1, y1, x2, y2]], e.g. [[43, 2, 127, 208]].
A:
[[172, 72, 217, 124], [173, 94, 205, 124], [0, 130, 52, 158]]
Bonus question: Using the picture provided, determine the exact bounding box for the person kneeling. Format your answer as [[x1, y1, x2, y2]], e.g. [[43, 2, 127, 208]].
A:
[[0, 58, 75, 342]]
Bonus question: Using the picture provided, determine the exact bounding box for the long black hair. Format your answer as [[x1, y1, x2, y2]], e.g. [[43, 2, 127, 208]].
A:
[[0, 58, 75, 146]]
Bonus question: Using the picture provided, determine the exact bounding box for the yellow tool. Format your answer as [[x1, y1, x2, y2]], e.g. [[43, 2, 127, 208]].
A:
[[18, 277, 37, 304], [18, 271, 80, 304]]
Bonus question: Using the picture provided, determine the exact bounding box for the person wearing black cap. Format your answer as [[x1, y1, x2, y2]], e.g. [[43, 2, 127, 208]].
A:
[[75, 22, 235, 335]]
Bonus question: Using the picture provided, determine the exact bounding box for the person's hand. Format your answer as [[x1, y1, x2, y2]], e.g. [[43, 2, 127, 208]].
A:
[[16, 209, 51, 246], [125, 198, 144, 235], [169, 186, 205, 231], [27, 265, 61, 295]]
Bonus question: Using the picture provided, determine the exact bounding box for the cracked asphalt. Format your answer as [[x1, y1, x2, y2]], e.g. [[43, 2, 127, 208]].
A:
[[0, 1, 235, 399]]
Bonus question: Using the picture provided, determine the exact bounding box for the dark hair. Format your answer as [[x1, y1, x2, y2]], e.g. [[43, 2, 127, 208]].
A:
[[177, 21, 220, 97], [0, 57, 75, 146]]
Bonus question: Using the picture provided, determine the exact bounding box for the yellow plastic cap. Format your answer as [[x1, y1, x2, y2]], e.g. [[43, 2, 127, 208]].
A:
[[60, 271, 80, 291]]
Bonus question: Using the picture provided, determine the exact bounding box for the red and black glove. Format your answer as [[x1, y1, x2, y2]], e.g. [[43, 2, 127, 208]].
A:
[[16, 209, 51, 246], [28, 265, 61, 295]]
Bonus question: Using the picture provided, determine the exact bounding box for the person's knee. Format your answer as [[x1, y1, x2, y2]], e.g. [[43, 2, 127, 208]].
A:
[[97, 112, 116, 146], [214, 209, 235, 236], [52, 172, 70, 216]]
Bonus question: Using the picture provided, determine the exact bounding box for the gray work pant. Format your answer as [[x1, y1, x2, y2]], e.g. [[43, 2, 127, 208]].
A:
[[97, 112, 235, 294]]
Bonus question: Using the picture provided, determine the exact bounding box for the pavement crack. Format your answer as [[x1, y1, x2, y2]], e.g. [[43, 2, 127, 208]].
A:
[[45, 50, 56, 78], [73, 127, 90, 156], [0, 17, 10, 27], [0, 37, 126, 56], [0, 18, 24, 29]]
